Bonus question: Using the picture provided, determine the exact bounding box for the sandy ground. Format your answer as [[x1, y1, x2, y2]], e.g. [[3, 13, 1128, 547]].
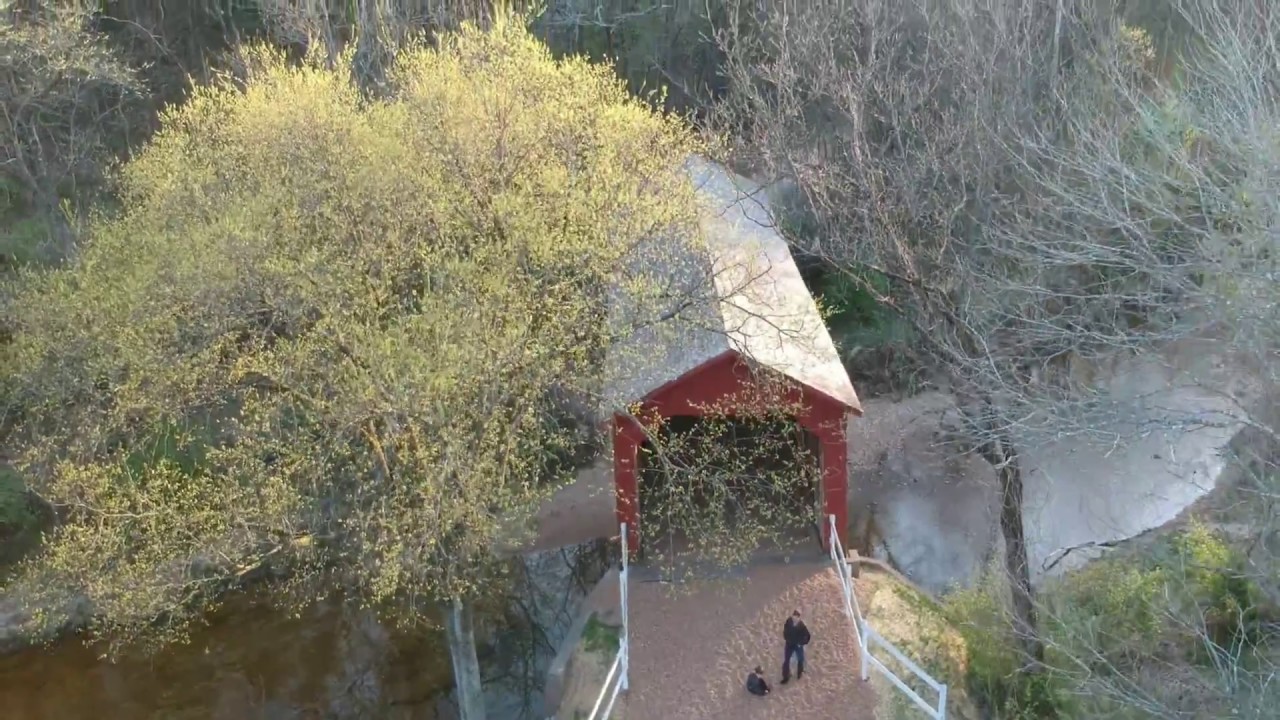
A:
[[530, 455, 885, 719], [529, 460, 619, 553], [615, 560, 877, 720]]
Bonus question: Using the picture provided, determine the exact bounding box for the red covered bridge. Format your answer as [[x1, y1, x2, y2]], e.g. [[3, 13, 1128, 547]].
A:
[[604, 159, 862, 556]]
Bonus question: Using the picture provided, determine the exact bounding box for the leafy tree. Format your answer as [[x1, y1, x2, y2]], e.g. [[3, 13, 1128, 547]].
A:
[[2, 18, 703, 715], [635, 378, 824, 578]]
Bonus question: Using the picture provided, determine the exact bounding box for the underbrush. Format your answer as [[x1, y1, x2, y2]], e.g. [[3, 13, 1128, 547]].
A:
[[801, 264, 923, 397], [940, 522, 1277, 719], [580, 613, 620, 655], [0, 467, 42, 575]]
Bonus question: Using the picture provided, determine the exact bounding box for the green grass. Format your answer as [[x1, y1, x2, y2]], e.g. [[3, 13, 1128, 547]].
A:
[[0, 214, 57, 270], [581, 613, 621, 655], [815, 270, 914, 347]]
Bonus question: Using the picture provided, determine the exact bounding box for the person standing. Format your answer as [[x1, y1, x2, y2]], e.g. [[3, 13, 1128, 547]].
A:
[[780, 609, 811, 684]]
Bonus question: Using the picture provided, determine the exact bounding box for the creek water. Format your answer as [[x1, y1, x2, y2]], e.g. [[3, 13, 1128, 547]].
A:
[[0, 594, 453, 720], [0, 541, 608, 719]]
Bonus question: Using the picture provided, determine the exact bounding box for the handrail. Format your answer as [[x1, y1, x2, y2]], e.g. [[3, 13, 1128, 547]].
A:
[[599, 638, 627, 719], [586, 650, 623, 720], [583, 522, 630, 720], [865, 626, 945, 693], [828, 514, 948, 720], [828, 519, 866, 646], [862, 641, 944, 718], [585, 517, 948, 719]]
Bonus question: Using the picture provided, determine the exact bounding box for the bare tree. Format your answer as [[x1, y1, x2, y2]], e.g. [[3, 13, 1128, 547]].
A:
[[0, 7, 145, 265], [713, 0, 1280, 685]]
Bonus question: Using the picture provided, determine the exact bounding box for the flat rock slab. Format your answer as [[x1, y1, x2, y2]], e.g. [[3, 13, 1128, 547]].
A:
[[616, 561, 877, 720]]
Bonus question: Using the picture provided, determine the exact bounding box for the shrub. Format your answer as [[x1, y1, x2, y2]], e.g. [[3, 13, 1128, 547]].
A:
[[580, 614, 620, 655], [1166, 521, 1262, 650], [943, 575, 1072, 719], [0, 467, 33, 533], [938, 524, 1271, 719], [1050, 559, 1167, 666]]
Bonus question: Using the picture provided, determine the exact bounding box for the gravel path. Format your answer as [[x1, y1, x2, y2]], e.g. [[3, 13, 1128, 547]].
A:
[[617, 561, 878, 720]]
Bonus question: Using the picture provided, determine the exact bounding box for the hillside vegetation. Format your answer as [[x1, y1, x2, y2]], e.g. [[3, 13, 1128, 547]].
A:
[[860, 509, 1278, 720]]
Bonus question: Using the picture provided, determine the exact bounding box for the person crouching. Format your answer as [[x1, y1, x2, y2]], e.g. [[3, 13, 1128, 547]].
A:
[[746, 665, 771, 696]]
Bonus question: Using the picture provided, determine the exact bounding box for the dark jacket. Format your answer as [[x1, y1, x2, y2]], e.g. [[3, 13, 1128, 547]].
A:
[[783, 617, 811, 647], [746, 672, 771, 696]]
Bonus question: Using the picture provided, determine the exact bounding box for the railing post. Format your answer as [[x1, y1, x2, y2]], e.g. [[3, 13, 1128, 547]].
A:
[[619, 522, 630, 692], [859, 622, 871, 681], [937, 683, 948, 720]]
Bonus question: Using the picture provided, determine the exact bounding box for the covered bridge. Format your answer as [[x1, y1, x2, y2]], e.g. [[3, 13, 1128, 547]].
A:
[[604, 159, 862, 555]]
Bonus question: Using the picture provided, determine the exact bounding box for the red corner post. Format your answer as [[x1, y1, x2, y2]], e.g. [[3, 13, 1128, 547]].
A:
[[612, 414, 643, 558], [817, 412, 849, 553]]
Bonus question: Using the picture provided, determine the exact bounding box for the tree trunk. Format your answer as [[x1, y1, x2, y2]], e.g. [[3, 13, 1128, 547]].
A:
[[993, 430, 1044, 661], [353, 0, 390, 89], [965, 398, 1046, 670], [444, 596, 486, 720]]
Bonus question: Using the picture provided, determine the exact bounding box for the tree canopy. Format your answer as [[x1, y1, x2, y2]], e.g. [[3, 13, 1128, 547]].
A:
[[1, 19, 703, 647]]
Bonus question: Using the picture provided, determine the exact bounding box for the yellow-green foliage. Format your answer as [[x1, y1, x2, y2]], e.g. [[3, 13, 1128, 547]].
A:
[[944, 522, 1271, 719], [1051, 560, 1166, 663], [0, 467, 32, 532], [635, 380, 822, 576], [2, 18, 702, 649], [943, 574, 1072, 719], [942, 576, 1027, 707], [1166, 520, 1261, 647]]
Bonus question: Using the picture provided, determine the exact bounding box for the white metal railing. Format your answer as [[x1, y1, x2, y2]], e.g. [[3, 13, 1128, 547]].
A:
[[828, 514, 948, 720], [828, 514, 866, 644], [585, 522, 630, 720]]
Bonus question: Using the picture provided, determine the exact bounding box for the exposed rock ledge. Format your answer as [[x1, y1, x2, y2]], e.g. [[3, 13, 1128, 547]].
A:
[[847, 343, 1266, 594]]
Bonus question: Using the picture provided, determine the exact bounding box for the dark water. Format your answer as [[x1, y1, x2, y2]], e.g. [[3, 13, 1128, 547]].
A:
[[0, 596, 453, 720], [0, 539, 609, 720]]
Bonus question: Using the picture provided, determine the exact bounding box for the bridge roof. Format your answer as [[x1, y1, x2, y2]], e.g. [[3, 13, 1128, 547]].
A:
[[603, 158, 860, 414]]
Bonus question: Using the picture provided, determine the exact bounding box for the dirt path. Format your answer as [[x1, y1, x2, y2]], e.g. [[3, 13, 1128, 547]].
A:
[[529, 461, 618, 553], [616, 561, 877, 720]]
